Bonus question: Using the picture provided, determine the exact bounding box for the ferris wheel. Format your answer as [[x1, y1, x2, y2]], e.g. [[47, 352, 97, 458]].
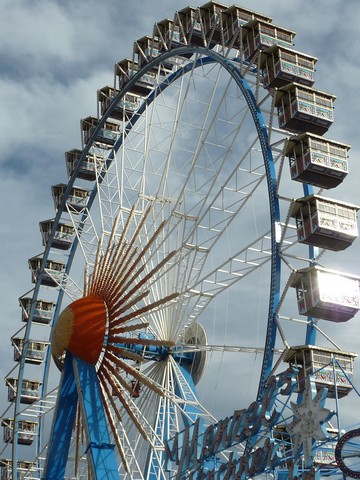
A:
[[2, 2, 360, 479]]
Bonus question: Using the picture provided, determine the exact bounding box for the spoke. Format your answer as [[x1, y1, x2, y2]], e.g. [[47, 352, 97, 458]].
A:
[[173, 344, 283, 355], [44, 270, 83, 301]]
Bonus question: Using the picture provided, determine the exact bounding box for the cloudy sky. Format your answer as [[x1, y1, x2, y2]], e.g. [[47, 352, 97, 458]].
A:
[[1, 0, 360, 458]]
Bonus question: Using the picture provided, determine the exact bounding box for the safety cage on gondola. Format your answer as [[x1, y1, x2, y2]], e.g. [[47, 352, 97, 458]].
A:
[[98, 86, 143, 122], [176, 6, 205, 46], [80, 115, 120, 148], [260, 45, 317, 89], [65, 148, 105, 182], [273, 425, 293, 472], [223, 5, 272, 47], [274, 425, 338, 471], [115, 58, 157, 96], [0, 459, 38, 480], [1, 419, 38, 446], [153, 18, 192, 66], [290, 195, 359, 251], [19, 297, 55, 325], [285, 132, 350, 189], [28, 255, 65, 288], [39, 219, 75, 251], [197, 1, 228, 46], [274, 83, 335, 135], [154, 18, 179, 48], [241, 19, 295, 61], [51, 183, 90, 213], [12, 338, 47, 365], [133, 36, 173, 73], [290, 266, 360, 322], [314, 428, 338, 468], [283, 345, 357, 398], [176, 3, 229, 47], [5, 377, 42, 405]]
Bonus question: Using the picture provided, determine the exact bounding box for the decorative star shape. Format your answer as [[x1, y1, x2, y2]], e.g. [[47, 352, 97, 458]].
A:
[[287, 377, 334, 467]]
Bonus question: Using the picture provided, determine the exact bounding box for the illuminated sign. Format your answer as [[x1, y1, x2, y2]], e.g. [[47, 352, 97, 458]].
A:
[[165, 367, 297, 479]]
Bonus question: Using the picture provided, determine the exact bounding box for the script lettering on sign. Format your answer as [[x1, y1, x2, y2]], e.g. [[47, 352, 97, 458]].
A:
[[164, 367, 297, 479]]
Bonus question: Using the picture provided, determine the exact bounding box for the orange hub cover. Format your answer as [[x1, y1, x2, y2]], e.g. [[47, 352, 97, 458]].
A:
[[52, 295, 107, 365]]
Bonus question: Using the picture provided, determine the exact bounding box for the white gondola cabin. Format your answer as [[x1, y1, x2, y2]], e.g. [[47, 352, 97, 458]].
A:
[[115, 59, 156, 96], [0, 460, 12, 480], [98, 86, 142, 122], [260, 46, 316, 89], [19, 297, 55, 325], [223, 5, 272, 48], [0, 459, 11, 480], [40, 219, 75, 250], [241, 19, 295, 61], [154, 18, 192, 66], [177, 6, 204, 46], [28, 255, 65, 288], [133, 36, 172, 73], [285, 133, 350, 188], [154, 18, 180, 49], [171, 13, 189, 46], [52, 183, 90, 213], [98, 85, 120, 119], [290, 266, 360, 322], [1, 419, 37, 446], [65, 149, 104, 181], [314, 429, 338, 468], [6, 377, 42, 404], [0, 459, 38, 479], [290, 195, 359, 251], [176, 2, 230, 49], [274, 83, 335, 135], [81, 116, 119, 148], [198, 1, 228, 47], [115, 58, 137, 89], [273, 425, 291, 459], [273, 427, 337, 469], [12, 338, 47, 365], [284, 345, 357, 398]]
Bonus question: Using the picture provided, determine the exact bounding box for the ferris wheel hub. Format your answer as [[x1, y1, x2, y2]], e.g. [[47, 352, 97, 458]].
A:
[[51, 295, 107, 364]]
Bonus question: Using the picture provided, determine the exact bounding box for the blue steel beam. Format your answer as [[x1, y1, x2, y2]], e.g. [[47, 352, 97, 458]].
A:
[[73, 356, 119, 479], [44, 353, 119, 479], [43, 353, 79, 479]]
